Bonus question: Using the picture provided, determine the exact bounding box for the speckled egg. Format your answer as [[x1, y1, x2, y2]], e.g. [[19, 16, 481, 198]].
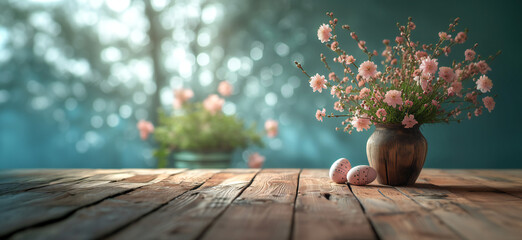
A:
[[347, 165, 377, 185], [329, 158, 352, 183]]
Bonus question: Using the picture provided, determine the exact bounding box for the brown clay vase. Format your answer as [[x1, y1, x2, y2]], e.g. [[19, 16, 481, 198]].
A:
[[366, 123, 427, 186]]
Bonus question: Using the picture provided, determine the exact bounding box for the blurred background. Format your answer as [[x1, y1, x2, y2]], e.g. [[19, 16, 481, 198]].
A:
[[1, 0, 521, 169]]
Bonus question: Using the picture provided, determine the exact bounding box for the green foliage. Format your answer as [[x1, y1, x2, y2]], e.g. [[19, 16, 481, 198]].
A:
[[153, 103, 263, 164]]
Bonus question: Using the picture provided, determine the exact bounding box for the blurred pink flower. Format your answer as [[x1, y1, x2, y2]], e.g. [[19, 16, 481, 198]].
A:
[[451, 81, 463, 96], [358, 61, 378, 79], [402, 114, 418, 128], [351, 116, 371, 132], [476, 60, 491, 74], [482, 96, 495, 112], [359, 87, 370, 98], [317, 24, 332, 43], [439, 67, 455, 83], [310, 74, 327, 93], [316, 108, 326, 121], [137, 120, 154, 140], [345, 55, 355, 64], [218, 81, 233, 97], [474, 108, 483, 116], [455, 32, 467, 44], [173, 88, 194, 109], [248, 152, 265, 168], [376, 108, 387, 118], [345, 85, 353, 94], [476, 75, 493, 93], [203, 94, 225, 115], [465, 49, 476, 61], [438, 32, 451, 40], [265, 119, 278, 138], [415, 51, 428, 59], [383, 90, 403, 108], [419, 57, 438, 74]]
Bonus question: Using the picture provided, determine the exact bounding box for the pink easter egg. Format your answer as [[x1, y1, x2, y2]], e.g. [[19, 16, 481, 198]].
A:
[[329, 158, 352, 183], [347, 165, 377, 185]]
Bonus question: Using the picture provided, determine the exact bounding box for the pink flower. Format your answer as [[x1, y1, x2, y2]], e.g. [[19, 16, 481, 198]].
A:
[[359, 87, 370, 98], [451, 81, 463, 96], [345, 55, 355, 64], [137, 120, 154, 140], [474, 108, 483, 116], [351, 117, 371, 132], [203, 94, 225, 115], [415, 51, 428, 59], [404, 100, 413, 107], [476, 60, 491, 74], [316, 108, 326, 121], [438, 67, 455, 83], [455, 32, 467, 44], [482, 96, 495, 112], [376, 108, 387, 118], [317, 24, 332, 43], [248, 152, 265, 168], [310, 74, 327, 93], [465, 49, 476, 61], [383, 90, 403, 108], [173, 88, 194, 109], [395, 36, 404, 44], [438, 32, 451, 40], [218, 81, 233, 97], [358, 40, 366, 50], [330, 41, 339, 51], [476, 75, 493, 93], [358, 61, 378, 79], [345, 86, 353, 94], [265, 119, 278, 138], [334, 101, 344, 112], [402, 114, 418, 128], [432, 100, 439, 106], [328, 72, 337, 81], [419, 57, 438, 74]]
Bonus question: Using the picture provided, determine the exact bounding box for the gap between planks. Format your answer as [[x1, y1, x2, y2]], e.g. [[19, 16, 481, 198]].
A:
[[1, 169, 188, 238]]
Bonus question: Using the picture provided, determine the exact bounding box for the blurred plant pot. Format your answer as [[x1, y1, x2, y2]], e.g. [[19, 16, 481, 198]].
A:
[[366, 123, 428, 186], [171, 151, 233, 169]]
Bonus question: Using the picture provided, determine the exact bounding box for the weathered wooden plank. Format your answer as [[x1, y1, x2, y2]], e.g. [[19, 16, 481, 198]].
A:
[[0, 170, 178, 238], [10, 169, 216, 240], [441, 169, 522, 198], [107, 169, 259, 240], [0, 169, 137, 195], [395, 169, 522, 240], [418, 170, 521, 203], [293, 169, 376, 240], [199, 169, 300, 240], [350, 184, 461, 240]]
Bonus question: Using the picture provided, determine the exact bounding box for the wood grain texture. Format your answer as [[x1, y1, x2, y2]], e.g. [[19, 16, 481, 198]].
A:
[[1, 169, 521, 240], [200, 169, 300, 240], [0, 170, 181, 237], [351, 183, 461, 240], [367, 124, 427, 186], [10, 169, 214, 240], [293, 169, 376, 240], [108, 169, 259, 240]]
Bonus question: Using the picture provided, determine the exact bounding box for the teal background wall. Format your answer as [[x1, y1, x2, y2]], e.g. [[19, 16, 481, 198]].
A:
[[0, 0, 520, 169]]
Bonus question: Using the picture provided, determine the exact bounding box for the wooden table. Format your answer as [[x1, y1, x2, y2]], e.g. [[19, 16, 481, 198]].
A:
[[0, 169, 521, 240]]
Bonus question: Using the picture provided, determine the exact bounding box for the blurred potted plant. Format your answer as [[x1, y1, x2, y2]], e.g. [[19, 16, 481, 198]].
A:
[[137, 81, 277, 168]]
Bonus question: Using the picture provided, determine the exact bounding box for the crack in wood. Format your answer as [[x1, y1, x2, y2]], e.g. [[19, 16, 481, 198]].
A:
[[347, 184, 382, 240], [193, 170, 261, 240]]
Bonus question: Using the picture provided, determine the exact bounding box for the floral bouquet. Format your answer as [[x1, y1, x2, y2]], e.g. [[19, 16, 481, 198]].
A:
[[137, 81, 278, 168], [295, 12, 500, 133]]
